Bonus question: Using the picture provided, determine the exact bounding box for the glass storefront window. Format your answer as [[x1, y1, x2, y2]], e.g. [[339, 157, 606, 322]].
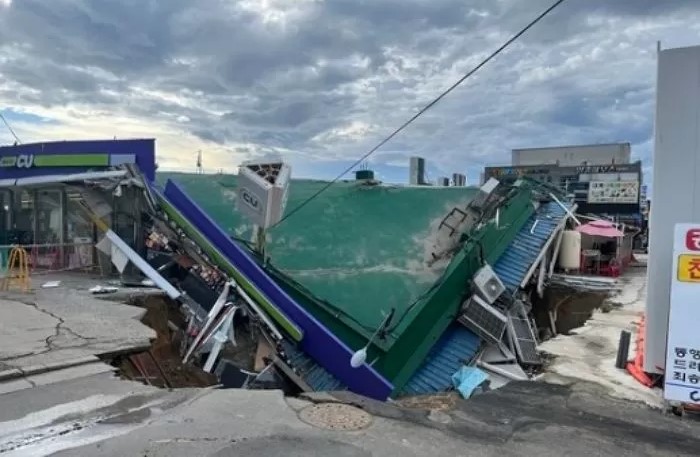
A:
[[35, 189, 63, 245], [65, 190, 95, 269], [11, 190, 35, 245], [0, 190, 10, 243], [66, 190, 94, 240]]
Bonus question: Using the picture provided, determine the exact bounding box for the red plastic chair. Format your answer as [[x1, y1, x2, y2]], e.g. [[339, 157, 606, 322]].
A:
[[600, 258, 620, 277]]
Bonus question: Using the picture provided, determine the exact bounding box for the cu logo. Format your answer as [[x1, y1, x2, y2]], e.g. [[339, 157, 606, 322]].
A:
[[686, 229, 700, 251], [240, 188, 261, 214], [16, 154, 34, 168], [690, 391, 700, 402]]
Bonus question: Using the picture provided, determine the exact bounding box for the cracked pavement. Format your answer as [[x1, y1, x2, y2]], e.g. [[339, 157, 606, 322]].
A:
[[0, 275, 155, 390]]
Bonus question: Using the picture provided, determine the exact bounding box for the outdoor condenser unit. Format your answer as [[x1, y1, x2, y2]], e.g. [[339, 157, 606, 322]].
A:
[[472, 263, 506, 304], [458, 294, 508, 345], [236, 161, 291, 229]]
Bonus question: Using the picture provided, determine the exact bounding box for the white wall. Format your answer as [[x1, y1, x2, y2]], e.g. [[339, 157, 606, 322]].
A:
[[512, 143, 631, 166], [645, 44, 700, 373]]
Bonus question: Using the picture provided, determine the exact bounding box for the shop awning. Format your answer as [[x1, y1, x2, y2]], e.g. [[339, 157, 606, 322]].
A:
[[575, 219, 624, 238], [2, 170, 127, 187]]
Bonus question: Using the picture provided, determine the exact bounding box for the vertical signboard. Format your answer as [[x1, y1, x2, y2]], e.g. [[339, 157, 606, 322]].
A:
[[664, 223, 700, 403]]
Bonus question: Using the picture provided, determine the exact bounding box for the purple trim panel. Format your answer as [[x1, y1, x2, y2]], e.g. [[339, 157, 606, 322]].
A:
[[0, 139, 156, 181], [163, 180, 393, 400]]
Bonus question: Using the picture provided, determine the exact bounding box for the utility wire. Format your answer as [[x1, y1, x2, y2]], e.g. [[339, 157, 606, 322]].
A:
[[0, 112, 21, 144], [271, 0, 568, 228]]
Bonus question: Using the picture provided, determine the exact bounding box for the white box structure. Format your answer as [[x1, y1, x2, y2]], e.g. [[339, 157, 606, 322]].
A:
[[646, 44, 700, 374], [236, 161, 291, 229]]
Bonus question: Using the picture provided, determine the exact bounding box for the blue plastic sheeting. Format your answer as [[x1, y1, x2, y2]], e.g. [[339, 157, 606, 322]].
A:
[[451, 366, 488, 398], [402, 324, 481, 395], [493, 201, 570, 294], [161, 180, 393, 400], [279, 340, 347, 392]]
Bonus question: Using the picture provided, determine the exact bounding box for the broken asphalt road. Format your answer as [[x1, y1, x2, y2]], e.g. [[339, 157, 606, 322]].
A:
[[1, 371, 699, 456]]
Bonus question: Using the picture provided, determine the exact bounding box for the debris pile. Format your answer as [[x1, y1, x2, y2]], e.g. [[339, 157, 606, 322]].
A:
[[102, 171, 625, 398], [1, 156, 632, 401]]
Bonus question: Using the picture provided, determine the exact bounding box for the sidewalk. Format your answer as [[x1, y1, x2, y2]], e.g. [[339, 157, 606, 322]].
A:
[[538, 258, 663, 407]]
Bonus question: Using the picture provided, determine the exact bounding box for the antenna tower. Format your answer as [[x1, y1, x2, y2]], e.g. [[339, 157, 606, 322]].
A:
[[196, 150, 203, 174]]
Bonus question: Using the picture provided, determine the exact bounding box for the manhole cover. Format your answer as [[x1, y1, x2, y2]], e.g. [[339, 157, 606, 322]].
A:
[[298, 403, 373, 431]]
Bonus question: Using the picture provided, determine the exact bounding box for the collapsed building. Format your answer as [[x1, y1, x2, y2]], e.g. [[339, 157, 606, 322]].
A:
[[0, 139, 616, 400]]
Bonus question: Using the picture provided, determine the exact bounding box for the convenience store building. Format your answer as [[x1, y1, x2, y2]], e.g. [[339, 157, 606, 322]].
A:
[[0, 139, 156, 270]]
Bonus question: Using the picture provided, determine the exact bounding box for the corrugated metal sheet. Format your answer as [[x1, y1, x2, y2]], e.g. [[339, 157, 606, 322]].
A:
[[401, 324, 481, 395], [494, 201, 569, 294], [279, 340, 347, 392]]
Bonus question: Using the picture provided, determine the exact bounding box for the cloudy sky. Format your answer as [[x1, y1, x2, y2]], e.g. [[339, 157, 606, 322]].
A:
[[1, 0, 699, 184]]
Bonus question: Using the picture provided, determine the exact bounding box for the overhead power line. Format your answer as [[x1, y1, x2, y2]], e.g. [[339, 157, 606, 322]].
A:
[[271, 0, 568, 228], [0, 112, 21, 144]]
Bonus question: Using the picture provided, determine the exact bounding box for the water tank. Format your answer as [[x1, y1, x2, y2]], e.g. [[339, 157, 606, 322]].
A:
[[558, 230, 581, 270], [355, 169, 375, 181]]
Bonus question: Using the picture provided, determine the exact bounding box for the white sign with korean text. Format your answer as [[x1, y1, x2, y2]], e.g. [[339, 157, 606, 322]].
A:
[[664, 223, 700, 403], [587, 180, 639, 204]]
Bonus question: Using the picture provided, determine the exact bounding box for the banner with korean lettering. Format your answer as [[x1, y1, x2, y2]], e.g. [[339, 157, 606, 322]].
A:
[[664, 223, 700, 403]]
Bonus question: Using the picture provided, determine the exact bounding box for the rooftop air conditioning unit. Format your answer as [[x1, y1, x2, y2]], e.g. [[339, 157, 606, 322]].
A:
[[237, 161, 291, 229], [472, 263, 506, 304]]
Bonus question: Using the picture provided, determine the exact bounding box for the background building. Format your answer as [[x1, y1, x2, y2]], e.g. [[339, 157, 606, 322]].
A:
[[409, 156, 426, 185], [484, 142, 641, 226], [452, 173, 466, 186], [512, 143, 631, 167], [437, 177, 450, 186]]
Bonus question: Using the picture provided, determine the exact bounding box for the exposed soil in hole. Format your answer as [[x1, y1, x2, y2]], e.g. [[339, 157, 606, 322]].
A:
[[111, 295, 218, 388], [532, 287, 609, 338]]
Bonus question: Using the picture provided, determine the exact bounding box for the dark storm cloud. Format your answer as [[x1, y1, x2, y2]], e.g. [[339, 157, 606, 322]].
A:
[[0, 0, 699, 177]]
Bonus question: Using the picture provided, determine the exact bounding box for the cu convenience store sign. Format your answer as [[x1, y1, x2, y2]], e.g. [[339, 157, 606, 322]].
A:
[[665, 224, 700, 403]]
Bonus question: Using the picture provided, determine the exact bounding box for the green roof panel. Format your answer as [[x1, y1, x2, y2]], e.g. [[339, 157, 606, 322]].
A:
[[158, 173, 477, 335]]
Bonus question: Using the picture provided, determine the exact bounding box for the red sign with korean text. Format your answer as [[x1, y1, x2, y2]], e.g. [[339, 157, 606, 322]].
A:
[[686, 229, 700, 251]]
